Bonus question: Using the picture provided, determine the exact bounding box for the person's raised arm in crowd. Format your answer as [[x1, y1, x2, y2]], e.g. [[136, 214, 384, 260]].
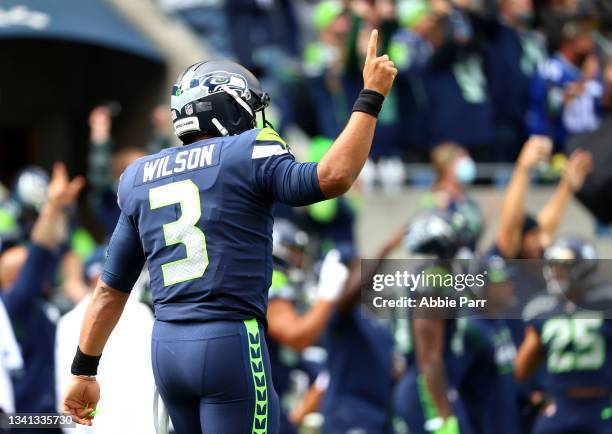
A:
[[0, 163, 84, 319], [495, 136, 551, 258], [87, 106, 121, 236], [537, 148, 592, 246]]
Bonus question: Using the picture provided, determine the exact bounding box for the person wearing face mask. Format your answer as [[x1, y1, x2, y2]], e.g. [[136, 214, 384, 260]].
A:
[[420, 142, 483, 254]]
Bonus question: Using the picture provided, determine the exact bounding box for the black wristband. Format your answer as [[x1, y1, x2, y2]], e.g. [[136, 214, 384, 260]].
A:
[[71, 347, 101, 376], [352, 89, 385, 118]]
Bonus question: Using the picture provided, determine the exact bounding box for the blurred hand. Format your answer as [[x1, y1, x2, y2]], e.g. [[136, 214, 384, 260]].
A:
[[46, 162, 85, 210], [62, 376, 100, 426], [563, 148, 593, 192], [517, 136, 552, 171], [89, 106, 112, 144], [363, 30, 397, 97], [317, 250, 349, 302]]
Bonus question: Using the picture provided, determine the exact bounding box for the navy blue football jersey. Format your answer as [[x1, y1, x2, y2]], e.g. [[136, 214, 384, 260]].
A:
[[456, 318, 520, 434], [524, 289, 612, 394], [101, 128, 324, 325]]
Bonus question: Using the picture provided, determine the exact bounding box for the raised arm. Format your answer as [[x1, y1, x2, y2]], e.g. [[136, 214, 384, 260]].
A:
[[317, 29, 397, 198], [537, 148, 592, 246], [267, 250, 348, 352], [2, 163, 84, 319], [495, 136, 550, 258]]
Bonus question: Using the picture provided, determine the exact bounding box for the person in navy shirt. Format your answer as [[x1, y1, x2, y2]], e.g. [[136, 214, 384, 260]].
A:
[[516, 236, 612, 434], [265, 219, 348, 434], [455, 256, 521, 434], [62, 33, 397, 434]]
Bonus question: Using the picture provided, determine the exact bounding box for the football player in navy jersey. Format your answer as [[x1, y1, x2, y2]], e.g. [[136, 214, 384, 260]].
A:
[[266, 219, 348, 434], [393, 212, 474, 434], [516, 236, 612, 434], [455, 256, 521, 434], [61, 30, 397, 434]]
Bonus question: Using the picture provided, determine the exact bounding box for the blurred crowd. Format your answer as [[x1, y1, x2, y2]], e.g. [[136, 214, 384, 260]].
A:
[[1, 0, 612, 433], [161, 0, 612, 186], [0, 105, 606, 434]]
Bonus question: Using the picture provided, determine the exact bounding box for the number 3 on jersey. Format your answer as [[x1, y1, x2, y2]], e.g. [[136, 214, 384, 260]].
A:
[[149, 180, 208, 286]]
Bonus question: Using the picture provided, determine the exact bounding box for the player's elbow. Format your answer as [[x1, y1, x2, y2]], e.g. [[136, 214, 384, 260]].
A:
[[317, 166, 354, 198]]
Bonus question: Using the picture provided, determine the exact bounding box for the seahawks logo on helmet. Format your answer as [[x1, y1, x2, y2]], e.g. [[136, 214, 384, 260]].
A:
[[199, 72, 250, 98]]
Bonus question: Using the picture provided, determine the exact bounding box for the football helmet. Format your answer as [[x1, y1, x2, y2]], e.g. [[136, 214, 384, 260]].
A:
[[171, 60, 270, 142]]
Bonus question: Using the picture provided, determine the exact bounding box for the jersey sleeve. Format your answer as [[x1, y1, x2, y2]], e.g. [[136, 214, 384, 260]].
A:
[[251, 128, 326, 206], [100, 212, 146, 293], [100, 165, 146, 293]]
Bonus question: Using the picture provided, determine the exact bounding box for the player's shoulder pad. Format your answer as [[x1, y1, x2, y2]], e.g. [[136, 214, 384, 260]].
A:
[[522, 294, 559, 323], [255, 127, 288, 147], [250, 127, 293, 160]]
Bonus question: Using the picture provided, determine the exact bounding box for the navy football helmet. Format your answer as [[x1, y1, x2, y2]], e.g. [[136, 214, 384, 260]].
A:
[[543, 235, 598, 295], [272, 219, 309, 269], [404, 211, 460, 259], [171, 60, 270, 142]]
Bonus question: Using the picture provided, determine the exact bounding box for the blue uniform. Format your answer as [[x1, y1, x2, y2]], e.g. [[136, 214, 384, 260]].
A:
[[322, 311, 395, 434], [455, 318, 521, 434], [393, 318, 474, 434], [528, 54, 605, 151], [101, 127, 325, 434], [266, 268, 300, 434], [524, 290, 612, 434]]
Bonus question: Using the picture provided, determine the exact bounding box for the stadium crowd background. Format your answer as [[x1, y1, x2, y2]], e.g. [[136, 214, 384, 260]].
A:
[[1, 0, 612, 433]]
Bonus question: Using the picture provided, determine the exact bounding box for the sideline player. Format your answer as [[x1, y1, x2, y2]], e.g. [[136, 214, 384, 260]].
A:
[[266, 219, 348, 434], [61, 30, 396, 434], [516, 236, 612, 434]]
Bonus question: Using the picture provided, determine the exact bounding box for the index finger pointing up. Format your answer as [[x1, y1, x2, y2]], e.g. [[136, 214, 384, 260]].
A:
[[366, 29, 378, 63]]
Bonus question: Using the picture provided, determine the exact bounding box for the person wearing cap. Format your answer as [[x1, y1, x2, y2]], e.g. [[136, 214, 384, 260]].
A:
[[55, 246, 155, 434]]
